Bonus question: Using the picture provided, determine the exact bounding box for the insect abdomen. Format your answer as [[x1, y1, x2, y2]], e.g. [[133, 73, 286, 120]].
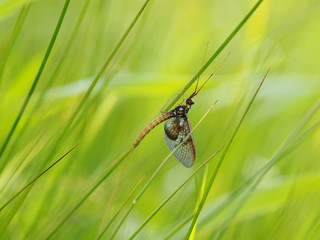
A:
[[133, 112, 174, 148]]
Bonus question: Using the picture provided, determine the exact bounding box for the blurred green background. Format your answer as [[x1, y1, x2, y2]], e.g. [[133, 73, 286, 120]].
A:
[[0, 0, 319, 239]]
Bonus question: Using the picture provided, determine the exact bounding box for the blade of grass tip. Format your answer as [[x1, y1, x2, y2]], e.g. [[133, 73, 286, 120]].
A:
[[128, 148, 223, 240], [164, 0, 264, 112], [110, 101, 218, 240], [0, 3, 30, 86], [43, 148, 133, 240], [185, 68, 270, 239], [97, 175, 146, 240], [0, 0, 71, 170], [0, 144, 78, 212]]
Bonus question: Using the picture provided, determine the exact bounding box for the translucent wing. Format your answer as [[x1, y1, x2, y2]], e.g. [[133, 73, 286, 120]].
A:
[[164, 116, 196, 168]]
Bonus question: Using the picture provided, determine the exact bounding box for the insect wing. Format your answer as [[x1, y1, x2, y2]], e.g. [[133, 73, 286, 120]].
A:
[[164, 117, 196, 168]]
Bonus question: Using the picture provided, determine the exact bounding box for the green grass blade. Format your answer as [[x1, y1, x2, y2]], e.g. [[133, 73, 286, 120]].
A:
[[128, 148, 222, 239], [0, 0, 71, 168], [185, 68, 270, 239], [110, 101, 218, 240], [164, 0, 264, 112]]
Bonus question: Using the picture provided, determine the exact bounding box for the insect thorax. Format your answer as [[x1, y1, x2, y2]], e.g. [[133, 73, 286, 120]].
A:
[[171, 105, 190, 117]]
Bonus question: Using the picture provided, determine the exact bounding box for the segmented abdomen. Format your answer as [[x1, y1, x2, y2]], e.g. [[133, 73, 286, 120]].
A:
[[133, 112, 174, 148]]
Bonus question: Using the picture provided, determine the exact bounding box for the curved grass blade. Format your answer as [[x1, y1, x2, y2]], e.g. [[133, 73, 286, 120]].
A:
[[128, 148, 222, 240], [110, 101, 218, 240], [164, 0, 264, 112], [0, 0, 71, 170], [185, 68, 270, 239], [0, 144, 78, 212]]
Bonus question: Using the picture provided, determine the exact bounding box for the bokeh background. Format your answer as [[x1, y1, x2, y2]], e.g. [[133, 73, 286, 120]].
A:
[[0, 0, 319, 239]]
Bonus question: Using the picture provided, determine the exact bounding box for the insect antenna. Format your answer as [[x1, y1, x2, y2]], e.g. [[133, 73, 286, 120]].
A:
[[194, 41, 210, 94], [191, 52, 231, 99]]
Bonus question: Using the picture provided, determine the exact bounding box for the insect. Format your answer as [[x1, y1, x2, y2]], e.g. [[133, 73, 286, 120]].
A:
[[132, 75, 212, 168]]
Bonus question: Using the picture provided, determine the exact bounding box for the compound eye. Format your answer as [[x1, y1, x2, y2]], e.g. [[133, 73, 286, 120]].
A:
[[187, 98, 195, 105]]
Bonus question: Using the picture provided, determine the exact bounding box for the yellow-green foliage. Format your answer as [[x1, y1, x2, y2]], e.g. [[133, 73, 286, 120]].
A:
[[0, 0, 319, 239]]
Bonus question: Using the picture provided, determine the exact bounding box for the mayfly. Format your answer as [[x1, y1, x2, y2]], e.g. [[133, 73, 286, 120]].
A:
[[132, 75, 213, 168]]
